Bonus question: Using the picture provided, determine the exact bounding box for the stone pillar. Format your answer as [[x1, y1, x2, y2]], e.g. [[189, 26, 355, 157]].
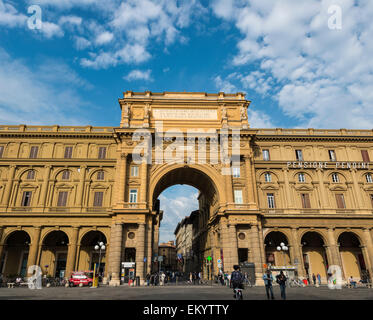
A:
[[3, 165, 16, 207], [244, 155, 255, 206], [146, 221, 153, 274], [0, 227, 5, 263], [350, 169, 365, 209], [139, 161, 148, 205], [317, 169, 330, 208], [118, 153, 127, 205], [250, 224, 264, 285], [135, 223, 146, 284], [76, 166, 87, 207], [291, 227, 306, 278], [327, 228, 342, 268], [39, 166, 51, 207], [228, 224, 238, 269], [220, 219, 231, 272], [282, 168, 294, 208], [363, 228, 373, 283], [65, 227, 79, 277], [109, 223, 123, 286], [26, 227, 41, 275], [225, 165, 234, 205]]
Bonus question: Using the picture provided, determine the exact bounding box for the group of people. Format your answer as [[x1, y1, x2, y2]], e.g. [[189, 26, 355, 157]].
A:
[[263, 269, 288, 300], [145, 271, 181, 286]]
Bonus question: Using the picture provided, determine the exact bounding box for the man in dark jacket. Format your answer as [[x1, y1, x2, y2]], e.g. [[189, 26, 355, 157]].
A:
[[276, 271, 288, 300]]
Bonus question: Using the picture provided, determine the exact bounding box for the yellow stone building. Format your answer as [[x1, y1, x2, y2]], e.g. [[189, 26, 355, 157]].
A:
[[0, 91, 372, 286]]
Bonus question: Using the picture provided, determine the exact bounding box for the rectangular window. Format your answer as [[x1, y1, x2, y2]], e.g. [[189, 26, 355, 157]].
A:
[[362, 150, 370, 162], [0, 146, 4, 158], [295, 150, 303, 161], [263, 149, 270, 161], [336, 194, 346, 209], [301, 193, 311, 208], [232, 167, 240, 178], [64, 146, 73, 159], [234, 190, 243, 204], [267, 193, 275, 209], [93, 192, 103, 207], [328, 150, 336, 161], [26, 170, 35, 180], [97, 171, 105, 180], [131, 166, 139, 177], [29, 146, 39, 159], [371, 195, 373, 208], [129, 189, 138, 203], [62, 170, 70, 180], [21, 191, 32, 206], [98, 147, 106, 159], [57, 191, 68, 207]]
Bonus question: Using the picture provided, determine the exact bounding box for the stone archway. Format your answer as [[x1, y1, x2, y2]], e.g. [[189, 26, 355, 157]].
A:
[[2, 230, 31, 277], [264, 231, 291, 267], [78, 231, 107, 276], [39, 231, 69, 277], [150, 165, 221, 278], [338, 232, 367, 281], [301, 232, 329, 283]]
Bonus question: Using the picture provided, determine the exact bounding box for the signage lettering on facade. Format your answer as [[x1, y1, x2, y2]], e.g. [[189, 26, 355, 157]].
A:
[[287, 161, 370, 169], [152, 108, 218, 120]]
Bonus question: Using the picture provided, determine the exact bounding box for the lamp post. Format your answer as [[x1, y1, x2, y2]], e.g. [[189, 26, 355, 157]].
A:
[[276, 242, 289, 270], [93, 242, 105, 288]]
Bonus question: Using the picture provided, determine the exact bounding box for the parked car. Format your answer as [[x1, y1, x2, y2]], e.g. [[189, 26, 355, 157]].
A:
[[69, 272, 93, 287]]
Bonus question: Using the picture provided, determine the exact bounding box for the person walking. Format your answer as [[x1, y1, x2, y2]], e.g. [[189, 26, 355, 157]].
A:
[[317, 273, 321, 286], [276, 271, 287, 300], [263, 270, 275, 300], [312, 273, 316, 286], [146, 273, 150, 286], [189, 272, 193, 284]]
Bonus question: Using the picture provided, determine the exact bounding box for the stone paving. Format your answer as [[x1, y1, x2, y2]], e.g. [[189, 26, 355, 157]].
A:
[[0, 284, 372, 300]]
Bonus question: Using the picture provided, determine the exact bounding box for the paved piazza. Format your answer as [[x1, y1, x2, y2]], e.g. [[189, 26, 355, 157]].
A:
[[0, 285, 372, 300]]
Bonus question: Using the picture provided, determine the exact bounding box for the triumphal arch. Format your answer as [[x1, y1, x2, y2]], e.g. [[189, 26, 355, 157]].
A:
[[110, 91, 262, 285]]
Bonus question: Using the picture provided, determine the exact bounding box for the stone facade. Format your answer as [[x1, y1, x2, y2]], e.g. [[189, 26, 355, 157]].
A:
[[0, 91, 372, 286]]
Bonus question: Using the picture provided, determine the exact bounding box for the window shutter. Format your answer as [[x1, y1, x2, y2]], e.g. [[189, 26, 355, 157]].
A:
[[301, 194, 311, 208], [98, 147, 106, 159], [57, 191, 68, 206], [362, 150, 370, 162], [29, 146, 38, 158], [64, 147, 72, 159], [94, 192, 103, 207], [336, 194, 345, 209]]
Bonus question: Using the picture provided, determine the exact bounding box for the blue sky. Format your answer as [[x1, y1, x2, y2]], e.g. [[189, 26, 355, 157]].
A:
[[1, 0, 373, 241]]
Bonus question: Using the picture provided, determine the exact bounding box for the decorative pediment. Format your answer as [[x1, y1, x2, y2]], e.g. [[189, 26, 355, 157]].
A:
[[261, 184, 279, 191], [329, 185, 347, 191], [294, 184, 313, 191], [20, 183, 38, 189], [91, 183, 109, 189], [55, 183, 74, 189]]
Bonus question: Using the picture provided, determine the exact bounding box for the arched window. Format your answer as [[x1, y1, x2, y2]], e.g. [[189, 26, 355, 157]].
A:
[[298, 173, 306, 183], [97, 171, 105, 180], [264, 172, 272, 182], [366, 173, 373, 183], [26, 170, 35, 180], [62, 170, 70, 180], [332, 173, 339, 183]]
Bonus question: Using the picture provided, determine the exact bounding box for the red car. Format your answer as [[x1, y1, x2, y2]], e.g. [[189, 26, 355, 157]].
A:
[[69, 272, 94, 287]]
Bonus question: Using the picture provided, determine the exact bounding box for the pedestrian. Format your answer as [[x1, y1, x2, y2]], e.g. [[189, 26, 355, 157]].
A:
[[227, 273, 231, 287], [146, 273, 150, 286], [189, 272, 193, 284], [150, 274, 155, 286], [276, 271, 287, 300], [317, 273, 321, 286], [198, 271, 202, 284], [263, 270, 275, 300], [312, 273, 316, 285]]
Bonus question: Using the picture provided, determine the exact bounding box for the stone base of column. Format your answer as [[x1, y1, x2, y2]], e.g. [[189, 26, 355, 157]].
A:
[[109, 279, 121, 286], [255, 275, 265, 286]]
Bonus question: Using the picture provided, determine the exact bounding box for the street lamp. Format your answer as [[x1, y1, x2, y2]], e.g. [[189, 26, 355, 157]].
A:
[[93, 242, 106, 288], [277, 242, 289, 268]]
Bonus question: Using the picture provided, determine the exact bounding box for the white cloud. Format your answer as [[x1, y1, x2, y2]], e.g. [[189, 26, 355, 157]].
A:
[[95, 31, 113, 45], [40, 21, 64, 38], [212, 0, 373, 129], [0, 48, 92, 125], [74, 36, 91, 50], [214, 75, 238, 93], [59, 15, 82, 26], [0, 0, 27, 27], [124, 69, 153, 82]]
